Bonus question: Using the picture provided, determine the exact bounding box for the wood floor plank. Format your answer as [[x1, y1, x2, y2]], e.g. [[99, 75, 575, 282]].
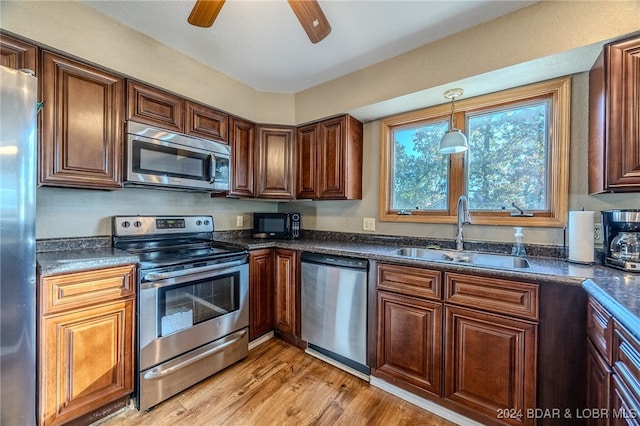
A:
[[100, 338, 457, 426]]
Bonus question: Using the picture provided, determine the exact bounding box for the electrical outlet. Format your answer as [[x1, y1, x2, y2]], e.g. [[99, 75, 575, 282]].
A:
[[363, 217, 376, 231], [236, 215, 243, 227], [594, 223, 602, 243]]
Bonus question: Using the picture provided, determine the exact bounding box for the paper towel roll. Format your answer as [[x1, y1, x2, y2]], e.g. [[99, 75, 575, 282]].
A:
[[568, 211, 595, 264]]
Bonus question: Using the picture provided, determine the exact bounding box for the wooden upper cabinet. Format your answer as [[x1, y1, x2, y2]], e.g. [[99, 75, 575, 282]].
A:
[[0, 33, 37, 74], [229, 116, 256, 197], [255, 125, 296, 199], [296, 123, 319, 199], [296, 114, 363, 200], [186, 102, 228, 143], [589, 34, 640, 193], [128, 81, 230, 143], [40, 51, 124, 189], [127, 80, 184, 132]]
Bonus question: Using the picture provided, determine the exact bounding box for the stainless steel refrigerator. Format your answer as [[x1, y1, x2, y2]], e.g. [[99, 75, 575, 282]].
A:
[[0, 65, 37, 425]]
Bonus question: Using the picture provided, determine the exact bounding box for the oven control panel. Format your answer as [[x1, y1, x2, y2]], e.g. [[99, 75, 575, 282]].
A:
[[113, 215, 214, 236]]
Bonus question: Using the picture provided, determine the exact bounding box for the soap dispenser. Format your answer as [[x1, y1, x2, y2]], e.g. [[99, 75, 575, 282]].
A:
[[511, 227, 527, 257]]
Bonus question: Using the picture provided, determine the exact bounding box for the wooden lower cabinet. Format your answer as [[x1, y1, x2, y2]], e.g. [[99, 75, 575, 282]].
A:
[[444, 305, 537, 426], [374, 263, 541, 426], [585, 297, 640, 426], [376, 290, 442, 396], [587, 341, 612, 426], [39, 265, 135, 426], [273, 249, 300, 345], [249, 249, 274, 340]]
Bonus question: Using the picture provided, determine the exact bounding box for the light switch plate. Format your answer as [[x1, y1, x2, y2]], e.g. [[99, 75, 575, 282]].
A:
[[363, 217, 376, 231], [236, 215, 243, 227]]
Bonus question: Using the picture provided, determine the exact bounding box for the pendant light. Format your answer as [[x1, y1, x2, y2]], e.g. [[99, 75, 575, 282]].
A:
[[438, 88, 468, 154]]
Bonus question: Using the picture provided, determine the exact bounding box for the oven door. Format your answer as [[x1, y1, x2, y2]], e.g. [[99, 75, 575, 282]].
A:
[[138, 259, 248, 371]]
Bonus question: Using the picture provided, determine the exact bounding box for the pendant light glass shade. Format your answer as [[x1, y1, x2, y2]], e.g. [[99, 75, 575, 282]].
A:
[[438, 88, 468, 154], [439, 129, 468, 154]]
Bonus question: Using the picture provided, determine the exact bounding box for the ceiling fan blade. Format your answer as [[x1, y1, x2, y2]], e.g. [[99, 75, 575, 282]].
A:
[[188, 0, 226, 28], [288, 0, 332, 44]]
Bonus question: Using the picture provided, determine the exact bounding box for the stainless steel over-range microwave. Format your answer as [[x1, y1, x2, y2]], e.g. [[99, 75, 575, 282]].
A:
[[125, 121, 230, 192]]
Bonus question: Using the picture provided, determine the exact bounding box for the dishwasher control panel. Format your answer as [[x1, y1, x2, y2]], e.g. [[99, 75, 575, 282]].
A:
[[300, 252, 368, 270]]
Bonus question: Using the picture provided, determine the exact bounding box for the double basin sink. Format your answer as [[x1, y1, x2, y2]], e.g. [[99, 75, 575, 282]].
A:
[[393, 247, 530, 269]]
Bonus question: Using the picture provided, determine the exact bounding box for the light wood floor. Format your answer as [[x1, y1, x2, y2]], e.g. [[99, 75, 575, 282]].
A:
[[101, 337, 457, 426]]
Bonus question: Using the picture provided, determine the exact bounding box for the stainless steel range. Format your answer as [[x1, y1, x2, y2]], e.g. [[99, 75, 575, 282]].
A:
[[113, 215, 249, 411]]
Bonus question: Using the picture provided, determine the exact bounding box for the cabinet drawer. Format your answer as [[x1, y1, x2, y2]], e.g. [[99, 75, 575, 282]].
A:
[[612, 321, 640, 404], [444, 273, 538, 320], [377, 263, 441, 300], [587, 297, 612, 363], [41, 265, 136, 315]]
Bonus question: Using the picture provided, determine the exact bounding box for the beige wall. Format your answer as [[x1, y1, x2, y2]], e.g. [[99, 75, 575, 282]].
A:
[[294, 1, 640, 123], [2, 1, 639, 245]]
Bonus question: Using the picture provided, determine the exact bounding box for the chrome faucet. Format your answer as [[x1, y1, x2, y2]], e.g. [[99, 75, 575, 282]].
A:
[[455, 195, 472, 251]]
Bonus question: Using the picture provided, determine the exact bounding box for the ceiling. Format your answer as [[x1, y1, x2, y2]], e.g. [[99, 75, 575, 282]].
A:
[[81, 0, 538, 94]]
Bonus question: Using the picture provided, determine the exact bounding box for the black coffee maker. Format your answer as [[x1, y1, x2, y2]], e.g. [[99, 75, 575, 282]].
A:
[[602, 209, 640, 272]]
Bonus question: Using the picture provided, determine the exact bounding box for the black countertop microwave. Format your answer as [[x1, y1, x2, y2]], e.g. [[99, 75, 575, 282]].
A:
[[253, 213, 301, 239]]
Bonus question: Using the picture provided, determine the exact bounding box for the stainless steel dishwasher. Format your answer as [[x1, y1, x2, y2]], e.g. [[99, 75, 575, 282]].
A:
[[301, 252, 369, 378]]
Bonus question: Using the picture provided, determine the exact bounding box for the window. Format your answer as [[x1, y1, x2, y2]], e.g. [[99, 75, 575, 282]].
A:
[[379, 77, 570, 227]]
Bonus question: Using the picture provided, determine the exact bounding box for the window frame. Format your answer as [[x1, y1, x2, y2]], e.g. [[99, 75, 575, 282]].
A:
[[379, 77, 571, 227]]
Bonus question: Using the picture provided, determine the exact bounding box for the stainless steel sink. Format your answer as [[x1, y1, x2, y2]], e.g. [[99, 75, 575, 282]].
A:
[[393, 247, 530, 268]]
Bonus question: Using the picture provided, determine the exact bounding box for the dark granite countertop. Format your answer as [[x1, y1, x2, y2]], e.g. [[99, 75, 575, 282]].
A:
[[37, 248, 139, 276], [37, 235, 640, 342]]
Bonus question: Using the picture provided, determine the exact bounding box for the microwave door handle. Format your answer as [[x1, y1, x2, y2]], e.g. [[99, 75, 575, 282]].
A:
[[208, 154, 216, 184]]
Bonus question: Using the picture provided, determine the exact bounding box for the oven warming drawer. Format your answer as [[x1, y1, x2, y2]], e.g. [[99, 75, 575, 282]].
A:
[[138, 328, 248, 411]]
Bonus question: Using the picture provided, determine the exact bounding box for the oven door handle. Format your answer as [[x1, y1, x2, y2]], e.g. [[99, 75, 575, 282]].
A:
[[143, 329, 247, 380], [142, 259, 246, 285]]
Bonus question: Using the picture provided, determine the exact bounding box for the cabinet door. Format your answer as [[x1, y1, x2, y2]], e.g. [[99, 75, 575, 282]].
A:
[[249, 249, 274, 340], [317, 116, 347, 199], [186, 102, 228, 142], [296, 123, 319, 199], [610, 374, 640, 426], [0, 34, 37, 73], [40, 51, 124, 189], [376, 291, 442, 396], [317, 115, 363, 200], [444, 305, 537, 426], [589, 35, 640, 193], [229, 117, 255, 197], [127, 80, 184, 132], [255, 125, 296, 199], [586, 341, 612, 426], [273, 249, 299, 337], [39, 300, 134, 426]]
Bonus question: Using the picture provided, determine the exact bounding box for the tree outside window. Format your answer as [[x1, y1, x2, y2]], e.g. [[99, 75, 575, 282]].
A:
[[379, 77, 570, 227]]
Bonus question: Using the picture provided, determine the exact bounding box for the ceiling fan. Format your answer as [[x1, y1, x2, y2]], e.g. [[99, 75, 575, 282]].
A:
[[188, 0, 332, 44]]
